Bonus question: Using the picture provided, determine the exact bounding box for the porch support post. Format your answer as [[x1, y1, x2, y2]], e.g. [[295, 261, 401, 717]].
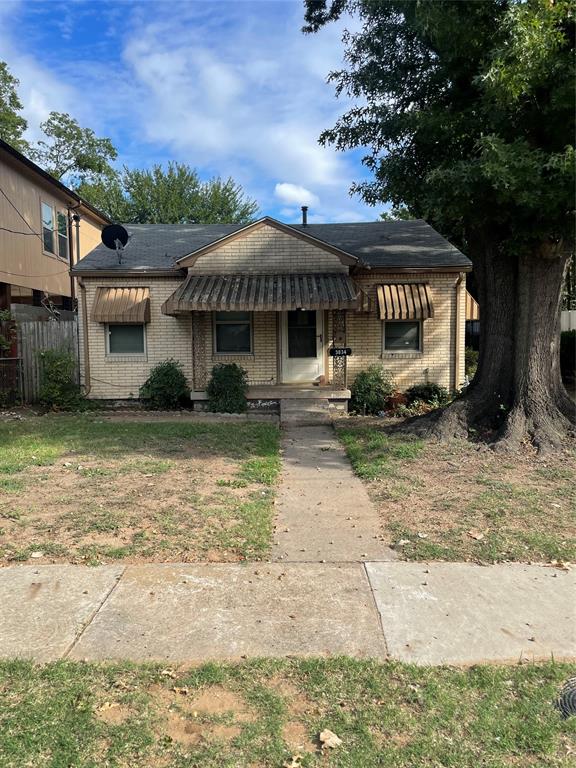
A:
[[331, 309, 347, 388], [192, 311, 209, 390]]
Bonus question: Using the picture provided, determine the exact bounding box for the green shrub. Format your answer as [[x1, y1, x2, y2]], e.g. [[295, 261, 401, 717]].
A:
[[139, 359, 190, 409], [465, 346, 479, 380], [350, 365, 395, 415], [38, 349, 83, 410], [405, 382, 450, 406], [560, 330, 575, 381], [207, 363, 248, 413]]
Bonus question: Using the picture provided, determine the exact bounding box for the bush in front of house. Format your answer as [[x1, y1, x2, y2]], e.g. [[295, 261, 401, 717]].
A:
[[405, 382, 450, 407], [560, 330, 575, 381], [465, 346, 479, 380], [350, 365, 395, 415], [38, 348, 84, 410], [207, 363, 249, 413], [139, 359, 190, 409]]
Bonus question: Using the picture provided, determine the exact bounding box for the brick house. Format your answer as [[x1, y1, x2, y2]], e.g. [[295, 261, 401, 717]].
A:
[[71, 215, 471, 410]]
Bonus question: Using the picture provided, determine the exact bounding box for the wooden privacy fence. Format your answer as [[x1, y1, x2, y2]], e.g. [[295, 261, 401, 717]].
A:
[[17, 319, 78, 403]]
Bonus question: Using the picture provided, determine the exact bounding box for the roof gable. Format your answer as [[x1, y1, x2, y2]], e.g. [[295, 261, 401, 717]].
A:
[[176, 217, 358, 268]]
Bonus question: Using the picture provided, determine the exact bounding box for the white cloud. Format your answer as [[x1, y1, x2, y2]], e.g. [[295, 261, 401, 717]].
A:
[[274, 183, 319, 208], [0, 0, 379, 223]]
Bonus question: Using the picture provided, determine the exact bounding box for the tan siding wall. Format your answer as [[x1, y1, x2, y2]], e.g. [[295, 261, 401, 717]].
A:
[[194, 311, 278, 388], [79, 276, 193, 399], [0, 154, 104, 297], [188, 223, 348, 275], [328, 271, 466, 392]]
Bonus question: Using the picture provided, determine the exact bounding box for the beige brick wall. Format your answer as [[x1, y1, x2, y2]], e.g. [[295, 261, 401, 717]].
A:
[[327, 271, 466, 392], [195, 310, 278, 388], [188, 223, 348, 275], [78, 276, 193, 400], [79, 270, 466, 399]]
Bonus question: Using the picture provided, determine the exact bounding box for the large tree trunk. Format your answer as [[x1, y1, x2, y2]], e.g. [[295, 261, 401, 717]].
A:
[[406, 240, 575, 453]]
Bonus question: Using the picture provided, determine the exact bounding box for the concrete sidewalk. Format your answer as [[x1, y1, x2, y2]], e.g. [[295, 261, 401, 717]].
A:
[[272, 426, 395, 562], [1, 561, 573, 665]]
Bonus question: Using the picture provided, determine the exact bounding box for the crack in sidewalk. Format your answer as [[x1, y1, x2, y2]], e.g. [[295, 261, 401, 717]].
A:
[[362, 561, 390, 658], [61, 567, 126, 659]]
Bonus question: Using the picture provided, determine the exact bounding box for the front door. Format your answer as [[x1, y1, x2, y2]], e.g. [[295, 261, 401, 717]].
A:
[[281, 310, 324, 382]]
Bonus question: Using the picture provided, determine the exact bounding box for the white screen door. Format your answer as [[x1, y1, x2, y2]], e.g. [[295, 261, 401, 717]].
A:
[[281, 310, 324, 382]]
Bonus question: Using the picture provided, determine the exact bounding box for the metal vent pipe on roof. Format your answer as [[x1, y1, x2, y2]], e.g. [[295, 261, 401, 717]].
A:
[[301, 205, 308, 226]]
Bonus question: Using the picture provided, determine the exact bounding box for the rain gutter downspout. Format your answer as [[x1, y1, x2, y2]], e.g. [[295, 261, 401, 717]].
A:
[[77, 277, 91, 396], [454, 272, 464, 390]]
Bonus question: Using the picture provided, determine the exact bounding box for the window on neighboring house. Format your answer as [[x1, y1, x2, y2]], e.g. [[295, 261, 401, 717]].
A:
[[214, 311, 252, 354], [41, 202, 55, 254], [383, 321, 421, 352], [41, 203, 68, 260], [107, 324, 145, 355], [57, 212, 68, 260]]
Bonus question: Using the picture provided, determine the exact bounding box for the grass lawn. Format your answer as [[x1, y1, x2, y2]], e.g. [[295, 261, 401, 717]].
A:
[[0, 658, 573, 768], [0, 415, 280, 564], [337, 421, 576, 564]]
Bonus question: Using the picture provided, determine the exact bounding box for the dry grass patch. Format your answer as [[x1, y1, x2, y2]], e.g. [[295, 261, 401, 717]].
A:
[[0, 415, 280, 564], [337, 420, 576, 563]]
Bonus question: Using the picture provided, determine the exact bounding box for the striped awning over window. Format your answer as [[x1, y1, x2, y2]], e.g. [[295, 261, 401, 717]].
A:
[[376, 283, 434, 320], [162, 273, 358, 315], [91, 287, 151, 323]]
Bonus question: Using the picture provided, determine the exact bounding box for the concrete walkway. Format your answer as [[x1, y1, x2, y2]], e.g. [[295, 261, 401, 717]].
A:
[[0, 561, 573, 665], [272, 426, 395, 562], [0, 425, 574, 666]]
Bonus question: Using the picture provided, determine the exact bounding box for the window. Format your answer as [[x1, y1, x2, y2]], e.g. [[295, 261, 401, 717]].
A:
[[41, 202, 55, 254], [57, 212, 68, 260], [41, 202, 68, 260], [107, 324, 145, 355], [214, 312, 252, 354], [383, 321, 421, 352]]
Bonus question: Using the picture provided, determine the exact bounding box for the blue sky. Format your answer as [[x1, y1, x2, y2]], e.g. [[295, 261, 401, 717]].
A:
[[0, 0, 381, 223]]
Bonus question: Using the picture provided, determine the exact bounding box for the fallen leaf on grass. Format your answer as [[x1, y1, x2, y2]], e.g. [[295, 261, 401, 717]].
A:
[[161, 669, 177, 678], [172, 686, 190, 695], [467, 530, 485, 541], [547, 560, 571, 571], [284, 755, 303, 767], [319, 729, 342, 749], [97, 702, 119, 713]]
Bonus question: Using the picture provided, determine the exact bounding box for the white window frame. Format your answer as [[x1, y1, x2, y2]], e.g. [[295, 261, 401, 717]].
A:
[[41, 200, 69, 261], [106, 323, 147, 357], [213, 311, 253, 356], [382, 320, 423, 353]]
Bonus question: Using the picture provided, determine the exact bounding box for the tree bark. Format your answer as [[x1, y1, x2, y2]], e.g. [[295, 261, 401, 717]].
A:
[[404, 240, 575, 453]]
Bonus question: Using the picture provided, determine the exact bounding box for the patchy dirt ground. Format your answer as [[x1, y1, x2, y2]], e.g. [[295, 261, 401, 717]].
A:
[[337, 419, 576, 564], [1, 657, 574, 768], [0, 416, 279, 565]]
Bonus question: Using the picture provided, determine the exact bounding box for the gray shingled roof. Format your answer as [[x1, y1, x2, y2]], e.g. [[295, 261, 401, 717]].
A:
[[72, 218, 470, 273]]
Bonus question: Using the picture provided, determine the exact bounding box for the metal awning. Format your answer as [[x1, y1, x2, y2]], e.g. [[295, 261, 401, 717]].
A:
[[376, 283, 434, 320], [91, 287, 151, 323], [162, 273, 358, 314]]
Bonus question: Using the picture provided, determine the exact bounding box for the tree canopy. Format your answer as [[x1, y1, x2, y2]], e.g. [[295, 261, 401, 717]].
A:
[[77, 163, 259, 225], [0, 62, 29, 153], [304, 0, 574, 252], [30, 111, 117, 185], [305, 0, 575, 451]]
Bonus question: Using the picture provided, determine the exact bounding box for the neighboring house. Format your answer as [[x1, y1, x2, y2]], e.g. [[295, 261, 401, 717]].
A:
[[71, 214, 472, 409], [0, 139, 110, 313]]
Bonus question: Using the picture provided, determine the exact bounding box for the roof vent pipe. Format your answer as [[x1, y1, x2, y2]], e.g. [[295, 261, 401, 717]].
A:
[[301, 205, 308, 226]]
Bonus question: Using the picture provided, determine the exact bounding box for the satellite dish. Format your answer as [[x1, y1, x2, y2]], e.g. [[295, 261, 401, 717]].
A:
[[101, 224, 129, 250]]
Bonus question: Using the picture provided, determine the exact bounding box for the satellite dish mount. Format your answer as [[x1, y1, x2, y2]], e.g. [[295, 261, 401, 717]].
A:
[[101, 224, 130, 264]]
